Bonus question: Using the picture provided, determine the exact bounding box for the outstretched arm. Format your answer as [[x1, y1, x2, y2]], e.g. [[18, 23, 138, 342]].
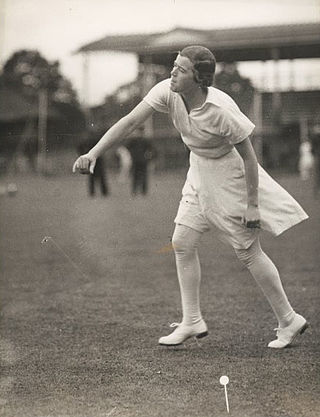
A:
[[73, 101, 155, 174], [235, 137, 260, 228]]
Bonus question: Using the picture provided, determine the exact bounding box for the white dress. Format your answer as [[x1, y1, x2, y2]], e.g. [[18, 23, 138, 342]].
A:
[[143, 79, 308, 249]]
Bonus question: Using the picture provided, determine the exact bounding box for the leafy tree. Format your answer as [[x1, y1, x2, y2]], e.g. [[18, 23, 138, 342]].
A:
[[1, 49, 79, 105], [0, 50, 86, 163]]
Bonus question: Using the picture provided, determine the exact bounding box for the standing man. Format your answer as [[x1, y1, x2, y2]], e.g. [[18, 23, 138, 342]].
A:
[[310, 124, 320, 196], [77, 128, 109, 197], [127, 129, 157, 195]]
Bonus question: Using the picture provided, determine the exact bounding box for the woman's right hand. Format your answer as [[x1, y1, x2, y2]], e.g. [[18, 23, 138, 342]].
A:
[[72, 153, 97, 174]]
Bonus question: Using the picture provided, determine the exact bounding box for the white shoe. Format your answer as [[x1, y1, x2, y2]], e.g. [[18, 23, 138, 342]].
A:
[[268, 313, 308, 349], [158, 320, 208, 346]]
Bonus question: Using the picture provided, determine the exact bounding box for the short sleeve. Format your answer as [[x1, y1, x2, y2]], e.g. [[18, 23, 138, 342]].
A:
[[143, 79, 170, 114], [219, 104, 255, 145]]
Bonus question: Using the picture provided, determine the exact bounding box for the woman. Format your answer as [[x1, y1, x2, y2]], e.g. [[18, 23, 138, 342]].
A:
[[73, 46, 308, 349]]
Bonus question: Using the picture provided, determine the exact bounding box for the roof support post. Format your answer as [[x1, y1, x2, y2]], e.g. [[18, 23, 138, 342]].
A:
[[81, 52, 91, 126], [271, 47, 282, 127], [299, 116, 309, 143], [289, 59, 295, 91], [260, 60, 268, 91], [140, 55, 155, 137], [252, 89, 263, 164], [37, 88, 48, 175]]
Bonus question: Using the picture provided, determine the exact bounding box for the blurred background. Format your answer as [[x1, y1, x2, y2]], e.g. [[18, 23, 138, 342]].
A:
[[1, 0, 320, 178], [1, 3, 320, 416]]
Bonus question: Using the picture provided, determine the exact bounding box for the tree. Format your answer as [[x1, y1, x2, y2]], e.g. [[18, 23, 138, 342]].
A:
[[0, 50, 85, 174], [1, 49, 86, 134], [1, 49, 79, 105]]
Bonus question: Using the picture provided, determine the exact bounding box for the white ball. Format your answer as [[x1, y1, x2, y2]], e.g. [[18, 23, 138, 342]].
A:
[[7, 183, 18, 196], [219, 375, 229, 385]]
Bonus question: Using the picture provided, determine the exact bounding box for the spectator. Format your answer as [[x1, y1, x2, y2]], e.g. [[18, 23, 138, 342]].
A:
[[116, 145, 132, 184], [126, 130, 157, 195], [77, 129, 109, 197], [298, 141, 314, 181], [310, 124, 320, 196]]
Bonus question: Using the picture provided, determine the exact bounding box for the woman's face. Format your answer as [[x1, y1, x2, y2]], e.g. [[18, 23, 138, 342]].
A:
[[170, 54, 197, 93]]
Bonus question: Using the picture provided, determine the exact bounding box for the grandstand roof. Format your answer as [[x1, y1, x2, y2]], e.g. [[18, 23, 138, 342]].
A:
[[77, 23, 320, 62]]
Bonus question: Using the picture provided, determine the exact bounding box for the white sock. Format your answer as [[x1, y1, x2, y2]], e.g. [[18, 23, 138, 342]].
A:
[[172, 224, 203, 326], [235, 238, 295, 328]]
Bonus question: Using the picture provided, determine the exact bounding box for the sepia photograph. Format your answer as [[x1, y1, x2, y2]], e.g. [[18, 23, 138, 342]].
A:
[[0, 1, 319, 416]]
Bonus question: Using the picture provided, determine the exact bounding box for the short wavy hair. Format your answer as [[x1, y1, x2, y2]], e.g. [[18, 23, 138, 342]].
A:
[[180, 45, 216, 89]]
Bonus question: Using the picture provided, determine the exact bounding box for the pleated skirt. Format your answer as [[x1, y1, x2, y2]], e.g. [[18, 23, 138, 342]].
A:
[[174, 149, 308, 249]]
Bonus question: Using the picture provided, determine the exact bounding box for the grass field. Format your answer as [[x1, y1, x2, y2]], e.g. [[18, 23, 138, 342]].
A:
[[0, 170, 319, 417]]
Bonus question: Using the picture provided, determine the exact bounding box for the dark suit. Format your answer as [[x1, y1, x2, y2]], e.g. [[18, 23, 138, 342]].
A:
[[126, 137, 156, 195], [78, 136, 109, 197]]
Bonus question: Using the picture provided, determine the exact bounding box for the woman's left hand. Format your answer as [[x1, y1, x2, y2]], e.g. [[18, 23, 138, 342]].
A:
[[243, 205, 261, 229]]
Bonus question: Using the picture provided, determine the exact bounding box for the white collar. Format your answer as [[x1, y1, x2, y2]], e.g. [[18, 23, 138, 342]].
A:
[[205, 86, 222, 107]]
